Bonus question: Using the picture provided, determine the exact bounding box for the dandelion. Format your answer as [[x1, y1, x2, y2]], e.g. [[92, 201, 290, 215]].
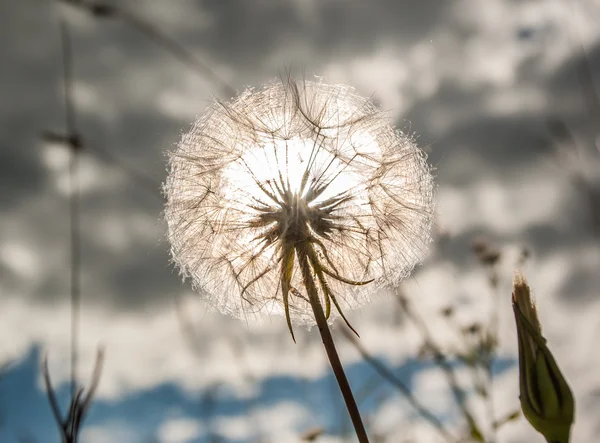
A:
[[164, 77, 434, 442]]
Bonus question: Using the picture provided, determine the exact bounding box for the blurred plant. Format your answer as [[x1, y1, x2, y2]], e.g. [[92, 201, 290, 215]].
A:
[[42, 349, 104, 443], [174, 297, 265, 442], [37, 16, 107, 443], [396, 287, 488, 442], [512, 273, 575, 443], [41, 10, 162, 198], [468, 237, 503, 441], [164, 76, 434, 442], [546, 118, 600, 236], [58, 0, 235, 98], [344, 237, 528, 442], [41, 3, 282, 442], [341, 326, 460, 443], [543, 4, 600, 238], [300, 426, 325, 442]]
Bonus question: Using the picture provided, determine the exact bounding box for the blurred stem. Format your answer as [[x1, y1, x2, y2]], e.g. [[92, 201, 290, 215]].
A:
[[69, 135, 80, 399], [341, 327, 459, 443], [485, 268, 499, 443], [61, 0, 236, 98], [297, 242, 369, 443], [394, 290, 480, 438], [59, 17, 80, 398], [174, 299, 264, 442]]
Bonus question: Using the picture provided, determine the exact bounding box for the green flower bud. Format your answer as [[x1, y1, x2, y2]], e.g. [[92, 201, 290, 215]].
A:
[[512, 273, 575, 443]]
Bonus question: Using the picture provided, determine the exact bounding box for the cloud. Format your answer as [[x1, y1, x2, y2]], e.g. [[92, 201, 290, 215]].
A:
[[157, 417, 203, 443], [1, 0, 599, 441]]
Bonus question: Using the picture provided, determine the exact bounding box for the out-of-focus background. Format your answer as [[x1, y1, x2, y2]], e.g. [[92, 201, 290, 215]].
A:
[[1, 0, 599, 442]]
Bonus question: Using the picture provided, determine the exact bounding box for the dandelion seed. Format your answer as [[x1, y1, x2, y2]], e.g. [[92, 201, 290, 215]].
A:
[[164, 77, 434, 328], [164, 77, 434, 443]]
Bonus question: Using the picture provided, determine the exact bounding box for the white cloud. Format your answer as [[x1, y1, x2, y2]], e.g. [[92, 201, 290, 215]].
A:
[[2, 0, 600, 441], [156, 417, 203, 443], [81, 422, 139, 443]]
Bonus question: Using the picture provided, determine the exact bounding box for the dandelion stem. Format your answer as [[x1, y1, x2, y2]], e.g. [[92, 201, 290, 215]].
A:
[[297, 242, 369, 443]]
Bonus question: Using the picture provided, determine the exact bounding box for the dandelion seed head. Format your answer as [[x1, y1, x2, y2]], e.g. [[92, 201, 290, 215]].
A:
[[164, 78, 434, 326]]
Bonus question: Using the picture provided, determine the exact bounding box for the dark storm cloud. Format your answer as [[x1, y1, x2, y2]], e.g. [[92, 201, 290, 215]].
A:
[[0, 0, 63, 210], [0, 128, 48, 209], [431, 112, 552, 183], [401, 38, 599, 277], [193, 0, 454, 64], [0, 0, 185, 307], [546, 41, 600, 104], [402, 78, 554, 184]]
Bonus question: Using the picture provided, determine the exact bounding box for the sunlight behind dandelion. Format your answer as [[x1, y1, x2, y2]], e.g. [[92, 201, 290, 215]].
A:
[[220, 134, 380, 264], [164, 78, 434, 327], [221, 136, 376, 204]]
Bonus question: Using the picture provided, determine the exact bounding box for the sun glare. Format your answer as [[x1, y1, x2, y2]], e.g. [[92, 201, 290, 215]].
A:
[[221, 133, 377, 204]]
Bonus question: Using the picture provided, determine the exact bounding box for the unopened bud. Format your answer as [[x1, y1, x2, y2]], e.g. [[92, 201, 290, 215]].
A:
[[512, 273, 575, 443]]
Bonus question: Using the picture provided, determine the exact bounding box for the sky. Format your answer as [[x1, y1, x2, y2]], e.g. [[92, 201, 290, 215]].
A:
[[1, 0, 600, 442]]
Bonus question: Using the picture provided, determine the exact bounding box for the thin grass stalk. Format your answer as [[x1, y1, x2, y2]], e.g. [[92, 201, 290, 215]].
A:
[[60, 0, 235, 98], [485, 271, 500, 443], [59, 15, 81, 402], [394, 290, 481, 438], [340, 327, 459, 443]]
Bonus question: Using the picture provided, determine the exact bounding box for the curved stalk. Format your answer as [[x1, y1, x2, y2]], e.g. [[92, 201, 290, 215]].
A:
[[296, 242, 369, 443]]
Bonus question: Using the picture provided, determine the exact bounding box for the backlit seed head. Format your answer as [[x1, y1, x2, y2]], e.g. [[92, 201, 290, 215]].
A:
[[164, 77, 434, 326]]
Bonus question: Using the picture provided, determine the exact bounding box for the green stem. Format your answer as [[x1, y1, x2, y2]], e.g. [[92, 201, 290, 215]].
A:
[[296, 242, 369, 443]]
